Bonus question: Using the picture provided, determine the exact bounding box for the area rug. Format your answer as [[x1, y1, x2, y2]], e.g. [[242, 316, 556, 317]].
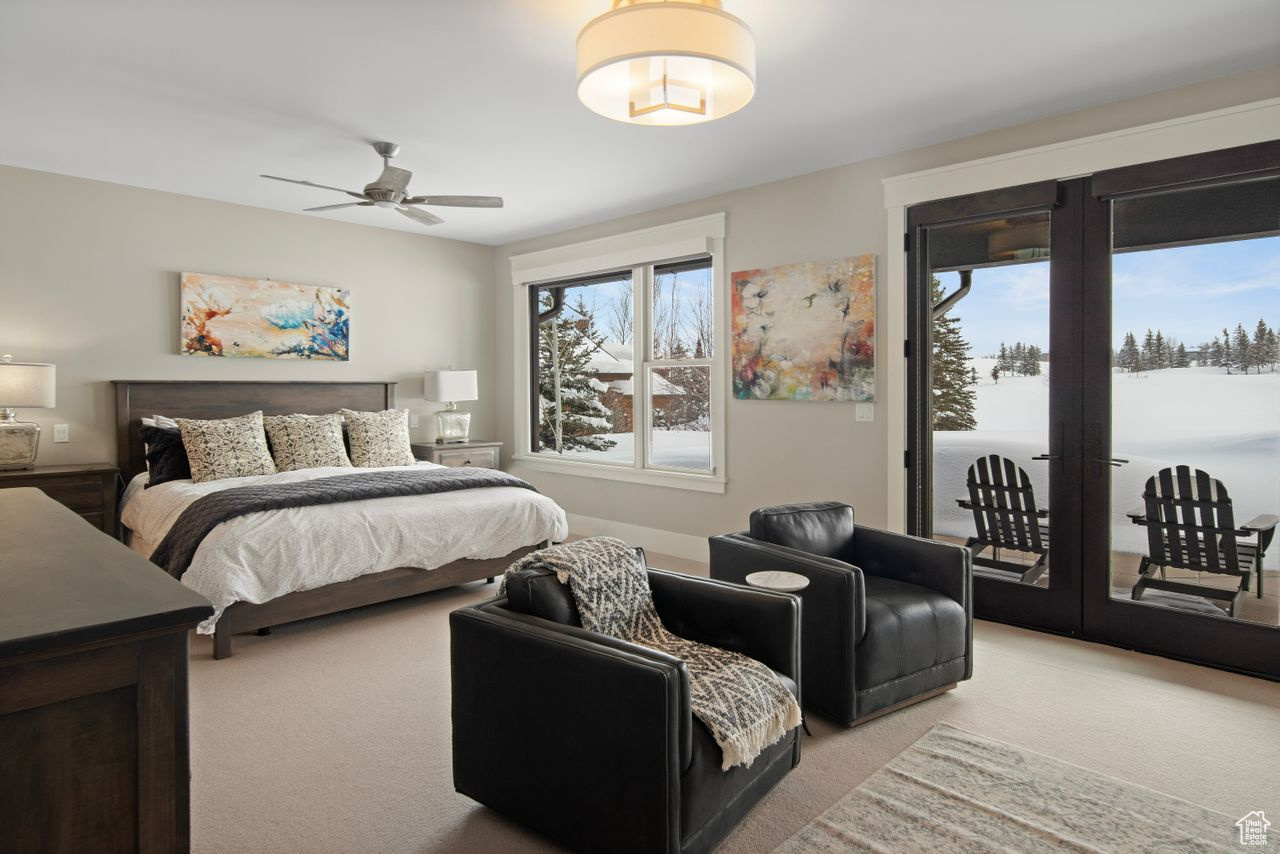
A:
[[774, 723, 1235, 852]]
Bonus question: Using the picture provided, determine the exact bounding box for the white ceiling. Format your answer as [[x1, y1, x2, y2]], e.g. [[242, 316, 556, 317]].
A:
[[1, 1, 1276, 246]]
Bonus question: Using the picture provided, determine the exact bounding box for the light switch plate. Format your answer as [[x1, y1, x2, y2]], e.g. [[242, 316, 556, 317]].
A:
[[855, 403, 874, 423], [53, 423, 70, 443], [409, 411, 420, 428]]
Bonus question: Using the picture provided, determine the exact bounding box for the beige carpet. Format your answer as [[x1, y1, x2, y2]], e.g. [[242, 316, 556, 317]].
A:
[[189, 553, 1280, 853], [776, 723, 1234, 852]]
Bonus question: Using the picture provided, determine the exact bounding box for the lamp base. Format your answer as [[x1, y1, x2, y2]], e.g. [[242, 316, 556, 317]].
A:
[[0, 417, 40, 470], [433, 408, 471, 444]]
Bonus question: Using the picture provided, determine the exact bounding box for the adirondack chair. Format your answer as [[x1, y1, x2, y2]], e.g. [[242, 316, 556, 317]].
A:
[[956, 455, 1049, 584], [1127, 466, 1277, 618]]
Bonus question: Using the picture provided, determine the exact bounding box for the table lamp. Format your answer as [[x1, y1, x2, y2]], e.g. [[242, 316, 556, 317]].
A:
[[0, 355, 56, 470], [423, 369, 478, 444]]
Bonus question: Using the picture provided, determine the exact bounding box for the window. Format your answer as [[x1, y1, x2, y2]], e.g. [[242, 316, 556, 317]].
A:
[[529, 257, 716, 475], [510, 214, 725, 491]]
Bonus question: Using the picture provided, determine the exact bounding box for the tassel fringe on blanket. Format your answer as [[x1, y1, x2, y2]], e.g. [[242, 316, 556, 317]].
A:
[[503, 537, 801, 770]]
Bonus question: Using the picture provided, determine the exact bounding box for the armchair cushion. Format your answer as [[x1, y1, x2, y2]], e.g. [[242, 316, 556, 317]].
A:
[[857, 576, 967, 690], [749, 501, 855, 562]]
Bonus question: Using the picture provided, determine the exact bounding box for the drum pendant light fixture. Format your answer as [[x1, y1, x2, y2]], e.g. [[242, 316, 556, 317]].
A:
[[576, 0, 756, 126]]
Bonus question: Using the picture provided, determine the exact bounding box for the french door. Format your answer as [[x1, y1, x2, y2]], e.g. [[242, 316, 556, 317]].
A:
[[907, 141, 1280, 678]]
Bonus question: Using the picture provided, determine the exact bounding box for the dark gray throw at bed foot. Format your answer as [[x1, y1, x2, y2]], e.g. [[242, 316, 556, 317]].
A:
[[149, 467, 537, 578]]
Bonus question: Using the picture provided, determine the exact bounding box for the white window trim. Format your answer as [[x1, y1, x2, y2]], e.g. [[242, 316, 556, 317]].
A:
[[510, 213, 727, 493]]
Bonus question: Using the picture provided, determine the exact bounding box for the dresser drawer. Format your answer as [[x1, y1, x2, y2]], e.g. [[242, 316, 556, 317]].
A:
[[435, 447, 499, 469], [36, 479, 103, 512]]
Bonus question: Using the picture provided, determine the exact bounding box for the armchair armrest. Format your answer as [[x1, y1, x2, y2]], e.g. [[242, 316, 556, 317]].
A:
[[648, 568, 800, 684], [1242, 514, 1278, 533], [1127, 506, 1147, 523], [710, 533, 862, 723], [451, 604, 684, 854], [1242, 514, 1278, 555], [850, 526, 970, 608]]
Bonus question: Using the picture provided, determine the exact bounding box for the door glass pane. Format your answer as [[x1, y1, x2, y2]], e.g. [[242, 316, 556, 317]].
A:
[[1109, 177, 1280, 627], [533, 273, 635, 464], [928, 212, 1053, 588]]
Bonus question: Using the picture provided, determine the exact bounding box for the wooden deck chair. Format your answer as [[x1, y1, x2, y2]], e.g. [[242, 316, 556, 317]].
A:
[[1127, 466, 1277, 618], [956, 455, 1049, 584]]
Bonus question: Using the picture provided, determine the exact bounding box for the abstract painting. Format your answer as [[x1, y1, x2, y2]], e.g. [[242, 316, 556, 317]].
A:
[[180, 272, 350, 360], [731, 254, 875, 401]]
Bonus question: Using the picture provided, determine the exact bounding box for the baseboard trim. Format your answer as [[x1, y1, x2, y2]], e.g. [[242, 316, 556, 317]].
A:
[[566, 514, 708, 564]]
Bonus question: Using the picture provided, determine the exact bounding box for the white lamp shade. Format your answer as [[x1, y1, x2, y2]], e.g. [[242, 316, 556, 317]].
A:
[[577, 0, 756, 126], [423, 370, 478, 403], [0, 361, 55, 408]]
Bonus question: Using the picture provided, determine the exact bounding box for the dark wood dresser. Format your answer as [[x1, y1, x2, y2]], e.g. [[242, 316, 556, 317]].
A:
[[0, 488, 212, 853], [0, 463, 119, 535]]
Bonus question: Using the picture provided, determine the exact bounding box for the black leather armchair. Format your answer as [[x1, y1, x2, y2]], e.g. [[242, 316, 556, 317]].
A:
[[710, 502, 972, 727], [450, 553, 801, 854]]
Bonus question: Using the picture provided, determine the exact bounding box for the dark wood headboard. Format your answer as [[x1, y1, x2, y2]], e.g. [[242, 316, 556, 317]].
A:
[[113, 380, 396, 482]]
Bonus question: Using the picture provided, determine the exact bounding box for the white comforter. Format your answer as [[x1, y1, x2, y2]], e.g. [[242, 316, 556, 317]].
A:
[[120, 463, 568, 634]]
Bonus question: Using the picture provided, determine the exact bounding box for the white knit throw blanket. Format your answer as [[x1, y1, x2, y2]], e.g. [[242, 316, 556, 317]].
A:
[[504, 537, 801, 770]]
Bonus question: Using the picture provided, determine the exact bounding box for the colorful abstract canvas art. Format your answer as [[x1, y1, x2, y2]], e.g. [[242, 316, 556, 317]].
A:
[[731, 255, 875, 401], [180, 272, 350, 360]]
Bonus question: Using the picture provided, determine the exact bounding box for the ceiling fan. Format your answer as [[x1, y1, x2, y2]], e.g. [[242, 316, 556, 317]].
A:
[[261, 141, 503, 227]]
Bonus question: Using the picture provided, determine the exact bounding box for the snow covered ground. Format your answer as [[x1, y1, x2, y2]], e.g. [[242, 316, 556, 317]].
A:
[[934, 359, 1280, 568], [552, 429, 712, 470]]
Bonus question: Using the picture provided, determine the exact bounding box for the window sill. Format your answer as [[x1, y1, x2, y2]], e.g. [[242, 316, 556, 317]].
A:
[[511, 454, 727, 494]]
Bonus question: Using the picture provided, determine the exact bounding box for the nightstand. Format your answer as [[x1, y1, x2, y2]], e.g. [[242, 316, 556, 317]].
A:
[[411, 441, 502, 470], [0, 463, 119, 536]]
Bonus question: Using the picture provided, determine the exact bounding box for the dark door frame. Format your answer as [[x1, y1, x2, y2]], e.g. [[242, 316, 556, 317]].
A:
[[906, 140, 1280, 679], [1081, 140, 1280, 679], [906, 178, 1081, 635]]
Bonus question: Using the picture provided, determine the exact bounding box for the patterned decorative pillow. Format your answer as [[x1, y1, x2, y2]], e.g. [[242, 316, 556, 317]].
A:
[[340, 409, 416, 468], [175, 411, 278, 483], [263, 413, 352, 472], [139, 424, 192, 488]]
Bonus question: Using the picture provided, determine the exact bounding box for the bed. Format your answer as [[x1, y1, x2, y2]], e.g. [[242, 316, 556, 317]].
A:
[[114, 380, 566, 659]]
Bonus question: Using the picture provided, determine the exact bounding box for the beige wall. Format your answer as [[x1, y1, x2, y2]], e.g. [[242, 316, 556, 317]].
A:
[[493, 66, 1279, 544], [0, 166, 496, 469]]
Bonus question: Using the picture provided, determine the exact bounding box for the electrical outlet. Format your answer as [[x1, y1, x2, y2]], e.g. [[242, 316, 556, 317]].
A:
[[855, 403, 874, 423], [53, 423, 70, 443], [409, 411, 420, 428]]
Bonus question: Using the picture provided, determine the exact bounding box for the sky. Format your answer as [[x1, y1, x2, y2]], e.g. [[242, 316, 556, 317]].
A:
[[939, 235, 1280, 356], [544, 263, 712, 350]]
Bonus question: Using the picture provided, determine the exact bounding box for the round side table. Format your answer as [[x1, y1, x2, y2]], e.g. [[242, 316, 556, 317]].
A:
[[744, 570, 810, 593]]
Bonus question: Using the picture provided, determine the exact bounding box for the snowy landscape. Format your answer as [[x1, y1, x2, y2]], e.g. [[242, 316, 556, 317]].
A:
[[933, 358, 1280, 569]]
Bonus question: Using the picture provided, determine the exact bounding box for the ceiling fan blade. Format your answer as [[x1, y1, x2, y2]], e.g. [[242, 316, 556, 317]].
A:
[[398, 206, 444, 227], [404, 195, 504, 208], [373, 165, 412, 194], [261, 175, 367, 199], [303, 202, 371, 212]]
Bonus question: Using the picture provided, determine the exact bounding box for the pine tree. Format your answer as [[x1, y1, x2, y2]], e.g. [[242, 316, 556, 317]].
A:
[[1208, 336, 1222, 368], [1153, 331, 1166, 369], [930, 277, 977, 431], [1021, 346, 1041, 377], [1118, 332, 1139, 373], [1142, 329, 1155, 366], [997, 343, 1009, 375], [1221, 328, 1233, 374], [1232, 323, 1251, 375], [1174, 342, 1189, 368], [1266, 327, 1279, 372], [1252, 319, 1270, 375], [1132, 351, 1144, 374], [536, 295, 617, 453], [990, 365, 1000, 384]]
